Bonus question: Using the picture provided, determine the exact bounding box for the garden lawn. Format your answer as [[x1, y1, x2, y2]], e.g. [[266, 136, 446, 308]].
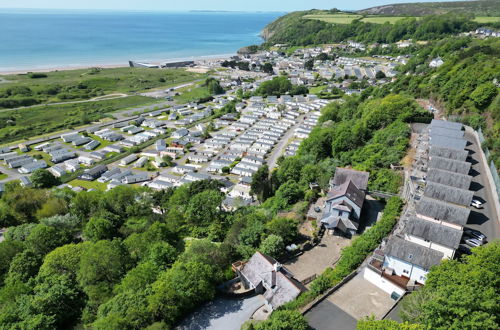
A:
[[68, 179, 108, 191]]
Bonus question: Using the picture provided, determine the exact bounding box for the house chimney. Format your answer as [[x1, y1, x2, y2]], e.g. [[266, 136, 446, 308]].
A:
[[271, 270, 276, 288]]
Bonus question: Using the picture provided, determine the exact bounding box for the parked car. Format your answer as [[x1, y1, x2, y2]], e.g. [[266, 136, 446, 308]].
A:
[[464, 238, 483, 248], [463, 227, 487, 242], [471, 199, 483, 209]]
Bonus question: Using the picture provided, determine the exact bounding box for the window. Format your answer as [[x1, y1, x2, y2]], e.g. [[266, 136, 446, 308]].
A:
[[339, 211, 343, 217], [408, 254, 413, 259], [403, 269, 409, 274]]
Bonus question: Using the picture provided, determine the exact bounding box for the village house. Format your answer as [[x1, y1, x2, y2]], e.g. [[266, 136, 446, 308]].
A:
[[234, 252, 306, 310], [321, 168, 369, 237]]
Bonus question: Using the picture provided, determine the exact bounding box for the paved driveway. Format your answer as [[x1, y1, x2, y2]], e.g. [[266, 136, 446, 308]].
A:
[[176, 295, 265, 330], [284, 234, 350, 281], [305, 299, 357, 330], [464, 130, 500, 241], [327, 271, 396, 320]]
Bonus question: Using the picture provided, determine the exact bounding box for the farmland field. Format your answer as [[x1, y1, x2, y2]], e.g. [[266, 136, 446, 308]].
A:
[[303, 14, 362, 24], [473, 16, 500, 23], [361, 16, 419, 24]]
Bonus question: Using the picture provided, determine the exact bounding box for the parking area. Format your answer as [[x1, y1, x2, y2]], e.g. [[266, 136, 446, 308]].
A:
[[284, 233, 351, 282], [327, 270, 396, 320], [305, 299, 357, 330], [463, 129, 500, 241], [176, 295, 265, 330]]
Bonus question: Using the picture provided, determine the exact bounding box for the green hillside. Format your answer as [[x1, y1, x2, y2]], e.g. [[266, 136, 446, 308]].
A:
[[261, 11, 482, 46], [358, 0, 500, 17]]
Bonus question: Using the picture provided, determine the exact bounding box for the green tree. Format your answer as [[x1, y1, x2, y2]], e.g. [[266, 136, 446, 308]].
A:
[[30, 169, 60, 189], [83, 217, 117, 241], [185, 190, 223, 228], [304, 58, 314, 70], [94, 289, 152, 329], [5, 249, 43, 284], [470, 82, 497, 109], [255, 310, 308, 330], [259, 234, 285, 259], [266, 217, 299, 245], [148, 261, 217, 326], [0, 241, 24, 285], [357, 317, 423, 329], [251, 165, 272, 203], [400, 242, 500, 329], [262, 62, 274, 74], [78, 240, 132, 323], [25, 224, 73, 256], [114, 261, 161, 294]]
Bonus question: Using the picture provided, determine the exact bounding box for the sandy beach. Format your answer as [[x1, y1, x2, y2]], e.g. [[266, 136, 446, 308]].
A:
[[0, 53, 236, 75]]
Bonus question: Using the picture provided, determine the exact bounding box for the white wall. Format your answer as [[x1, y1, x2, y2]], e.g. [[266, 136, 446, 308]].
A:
[[383, 256, 429, 284], [404, 234, 454, 259], [363, 267, 405, 296]]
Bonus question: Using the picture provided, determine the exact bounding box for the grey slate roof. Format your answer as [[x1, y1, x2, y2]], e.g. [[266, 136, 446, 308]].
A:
[[429, 146, 469, 162], [429, 127, 464, 139], [430, 119, 463, 131], [426, 168, 472, 190], [327, 180, 366, 209], [429, 134, 467, 151], [240, 252, 306, 309], [385, 236, 443, 270], [423, 181, 474, 207], [429, 156, 471, 175], [405, 217, 462, 249], [332, 167, 369, 191], [416, 196, 470, 226]]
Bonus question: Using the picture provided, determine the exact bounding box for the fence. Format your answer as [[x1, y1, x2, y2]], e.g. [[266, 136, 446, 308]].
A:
[[478, 128, 500, 202]]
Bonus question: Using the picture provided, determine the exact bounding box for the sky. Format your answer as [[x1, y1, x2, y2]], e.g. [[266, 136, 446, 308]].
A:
[[0, 0, 462, 12]]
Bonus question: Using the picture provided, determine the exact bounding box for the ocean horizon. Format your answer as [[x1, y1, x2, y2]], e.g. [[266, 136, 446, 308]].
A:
[[0, 9, 283, 72]]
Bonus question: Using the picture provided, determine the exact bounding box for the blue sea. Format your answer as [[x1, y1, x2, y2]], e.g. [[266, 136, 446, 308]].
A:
[[0, 9, 282, 72]]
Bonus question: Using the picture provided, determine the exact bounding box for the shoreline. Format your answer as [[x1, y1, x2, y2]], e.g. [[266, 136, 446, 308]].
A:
[[0, 53, 236, 75]]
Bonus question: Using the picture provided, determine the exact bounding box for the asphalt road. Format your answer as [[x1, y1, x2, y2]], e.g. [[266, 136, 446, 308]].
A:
[[305, 299, 357, 330], [267, 114, 306, 169], [464, 130, 500, 241]]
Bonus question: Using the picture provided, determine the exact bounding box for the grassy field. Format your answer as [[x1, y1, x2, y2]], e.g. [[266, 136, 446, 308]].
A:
[[0, 67, 203, 108], [304, 14, 362, 24], [0, 173, 7, 180], [305, 13, 423, 25], [361, 16, 419, 24], [68, 179, 108, 191], [473, 16, 500, 23], [174, 84, 211, 104], [0, 95, 157, 144]]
